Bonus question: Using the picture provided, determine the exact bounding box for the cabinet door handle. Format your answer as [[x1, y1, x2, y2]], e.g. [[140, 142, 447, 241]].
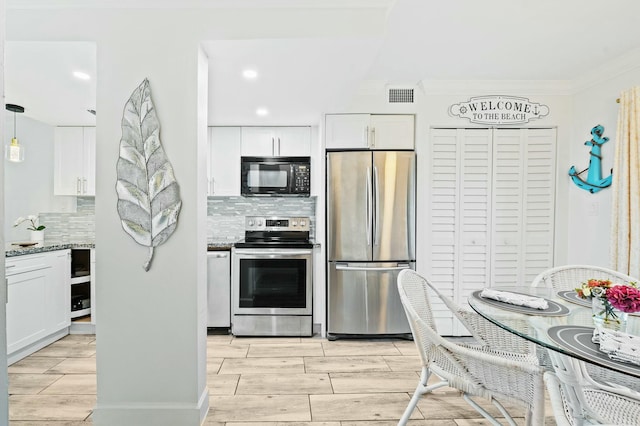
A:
[[277, 137, 281, 156], [364, 126, 369, 148], [371, 127, 376, 147], [83, 178, 87, 194], [211, 178, 215, 195], [271, 137, 275, 156], [76, 177, 81, 194]]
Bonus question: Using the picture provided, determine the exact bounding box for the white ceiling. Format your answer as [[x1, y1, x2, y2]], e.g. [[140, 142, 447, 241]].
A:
[[5, 0, 640, 127]]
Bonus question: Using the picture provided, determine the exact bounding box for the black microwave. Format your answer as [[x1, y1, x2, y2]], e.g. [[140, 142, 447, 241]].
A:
[[241, 156, 311, 197]]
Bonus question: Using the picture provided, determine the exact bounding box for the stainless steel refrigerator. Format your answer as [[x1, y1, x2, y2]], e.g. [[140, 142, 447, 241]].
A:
[[326, 150, 415, 339]]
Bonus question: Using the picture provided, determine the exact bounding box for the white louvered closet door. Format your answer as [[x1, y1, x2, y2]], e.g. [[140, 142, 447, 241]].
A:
[[491, 128, 557, 288], [428, 128, 492, 335], [427, 127, 556, 335]]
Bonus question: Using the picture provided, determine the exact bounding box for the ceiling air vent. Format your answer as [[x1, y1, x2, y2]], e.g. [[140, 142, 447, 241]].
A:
[[388, 88, 414, 104]]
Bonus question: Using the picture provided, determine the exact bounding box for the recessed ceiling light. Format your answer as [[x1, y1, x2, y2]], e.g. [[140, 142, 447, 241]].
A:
[[73, 71, 91, 80], [242, 69, 258, 80], [256, 108, 269, 116]]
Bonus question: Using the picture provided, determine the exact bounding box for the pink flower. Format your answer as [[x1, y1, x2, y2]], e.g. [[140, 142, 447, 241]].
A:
[[606, 285, 640, 313]]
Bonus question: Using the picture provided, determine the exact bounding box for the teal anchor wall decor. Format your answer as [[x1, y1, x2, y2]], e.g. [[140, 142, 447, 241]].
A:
[[568, 124, 613, 193]]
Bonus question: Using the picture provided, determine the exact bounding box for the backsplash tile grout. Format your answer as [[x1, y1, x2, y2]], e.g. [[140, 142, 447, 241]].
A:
[[39, 196, 316, 243]]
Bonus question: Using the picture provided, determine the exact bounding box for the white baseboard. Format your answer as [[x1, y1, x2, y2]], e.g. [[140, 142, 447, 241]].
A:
[[92, 388, 209, 426], [8, 327, 69, 365], [69, 321, 96, 334]]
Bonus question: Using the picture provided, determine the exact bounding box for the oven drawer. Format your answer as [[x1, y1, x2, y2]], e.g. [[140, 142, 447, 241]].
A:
[[232, 314, 312, 337]]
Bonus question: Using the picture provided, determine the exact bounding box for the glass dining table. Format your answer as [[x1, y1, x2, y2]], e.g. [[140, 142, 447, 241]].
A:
[[467, 286, 640, 379]]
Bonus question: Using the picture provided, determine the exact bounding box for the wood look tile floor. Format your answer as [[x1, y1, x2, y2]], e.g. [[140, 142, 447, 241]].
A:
[[7, 334, 557, 425]]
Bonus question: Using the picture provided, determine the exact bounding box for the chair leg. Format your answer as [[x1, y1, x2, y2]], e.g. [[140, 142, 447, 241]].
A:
[[489, 397, 519, 426], [462, 394, 506, 426], [398, 366, 448, 426]]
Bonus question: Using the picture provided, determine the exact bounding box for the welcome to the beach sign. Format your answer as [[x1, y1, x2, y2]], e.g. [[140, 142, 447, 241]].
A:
[[449, 95, 549, 125]]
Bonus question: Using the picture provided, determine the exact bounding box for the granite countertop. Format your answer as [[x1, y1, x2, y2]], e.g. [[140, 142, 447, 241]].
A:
[[7, 239, 317, 256], [6, 241, 95, 257], [207, 243, 234, 251], [207, 239, 237, 251], [207, 240, 321, 251]]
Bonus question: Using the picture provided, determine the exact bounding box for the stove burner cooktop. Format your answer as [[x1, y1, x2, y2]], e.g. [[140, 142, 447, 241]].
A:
[[234, 239, 313, 249], [235, 216, 312, 249]]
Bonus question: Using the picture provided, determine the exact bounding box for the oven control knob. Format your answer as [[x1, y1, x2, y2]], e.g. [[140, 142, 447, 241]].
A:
[[300, 220, 306, 227], [291, 220, 298, 227], [257, 220, 263, 226], [248, 220, 255, 227]]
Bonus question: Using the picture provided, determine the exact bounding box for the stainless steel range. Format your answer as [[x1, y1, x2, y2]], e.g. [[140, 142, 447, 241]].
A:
[[231, 216, 313, 336]]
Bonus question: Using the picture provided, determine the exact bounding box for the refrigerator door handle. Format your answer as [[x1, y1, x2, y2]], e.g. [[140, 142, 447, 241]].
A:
[[366, 167, 372, 246], [373, 165, 380, 246], [335, 263, 411, 271]]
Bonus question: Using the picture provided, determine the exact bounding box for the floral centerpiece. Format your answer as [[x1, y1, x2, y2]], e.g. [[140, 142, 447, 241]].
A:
[[13, 215, 46, 231], [575, 279, 640, 330]]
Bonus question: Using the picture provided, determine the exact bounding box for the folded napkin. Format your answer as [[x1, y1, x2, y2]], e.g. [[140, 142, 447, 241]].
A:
[[593, 327, 640, 366], [479, 288, 549, 310]]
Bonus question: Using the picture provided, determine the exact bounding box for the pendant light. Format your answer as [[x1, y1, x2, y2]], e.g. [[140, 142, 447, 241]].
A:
[[5, 104, 25, 162]]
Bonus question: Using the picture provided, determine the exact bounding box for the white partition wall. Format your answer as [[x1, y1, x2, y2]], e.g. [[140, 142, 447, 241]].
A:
[[91, 33, 210, 426], [1, 0, 8, 420]]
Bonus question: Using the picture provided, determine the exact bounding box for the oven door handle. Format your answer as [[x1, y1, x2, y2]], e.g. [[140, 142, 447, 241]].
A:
[[234, 249, 312, 256], [335, 263, 411, 271]]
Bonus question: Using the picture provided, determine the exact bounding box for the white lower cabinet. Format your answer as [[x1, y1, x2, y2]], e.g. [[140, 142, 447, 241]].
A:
[[49, 250, 72, 332], [6, 250, 71, 363]]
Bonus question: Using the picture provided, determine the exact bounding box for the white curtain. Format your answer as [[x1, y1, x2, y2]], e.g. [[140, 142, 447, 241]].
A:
[[610, 86, 640, 278]]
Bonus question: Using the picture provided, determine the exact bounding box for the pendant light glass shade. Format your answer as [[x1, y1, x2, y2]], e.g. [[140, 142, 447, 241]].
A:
[[5, 104, 25, 163], [5, 138, 25, 162]]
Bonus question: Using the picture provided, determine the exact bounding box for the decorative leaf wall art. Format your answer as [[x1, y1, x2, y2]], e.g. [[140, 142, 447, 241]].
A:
[[116, 78, 182, 271]]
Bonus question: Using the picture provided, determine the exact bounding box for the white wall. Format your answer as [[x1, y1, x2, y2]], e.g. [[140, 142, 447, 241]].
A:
[[6, 3, 391, 425], [335, 64, 640, 276], [569, 50, 640, 266], [3, 113, 75, 242], [91, 35, 209, 426], [1, 0, 9, 420], [335, 80, 574, 274]]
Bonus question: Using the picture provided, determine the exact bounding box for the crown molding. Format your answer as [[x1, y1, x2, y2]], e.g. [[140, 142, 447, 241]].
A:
[[418, 80, 573, 96], [7, 0, 394, 9], [570, 47, 640, 94]]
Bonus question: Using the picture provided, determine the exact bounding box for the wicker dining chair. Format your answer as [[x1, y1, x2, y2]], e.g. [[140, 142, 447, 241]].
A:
[[396, 269, 545, 425], [531, 264, 640, 394], [530, 264, 637, 291], [544, 370, 640, 425]]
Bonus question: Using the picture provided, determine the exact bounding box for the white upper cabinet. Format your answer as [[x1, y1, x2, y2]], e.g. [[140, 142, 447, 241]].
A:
[[208, 127, 241, 196], [325, 114, 415, 150], [54, 127, 96, 196], [274, 127, 312, 156], [241, 126, 311, 157]]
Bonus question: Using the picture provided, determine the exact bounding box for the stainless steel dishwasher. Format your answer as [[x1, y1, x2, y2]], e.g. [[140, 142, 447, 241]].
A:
[[207, 250, 231, 328]]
